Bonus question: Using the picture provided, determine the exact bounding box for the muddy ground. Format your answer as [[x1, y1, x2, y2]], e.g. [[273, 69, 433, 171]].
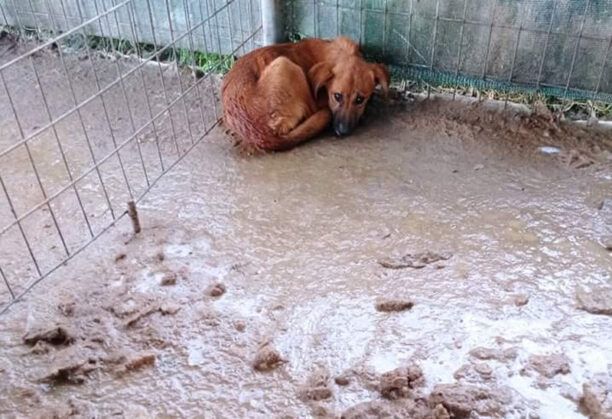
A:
[[0, 36, 611, 418]]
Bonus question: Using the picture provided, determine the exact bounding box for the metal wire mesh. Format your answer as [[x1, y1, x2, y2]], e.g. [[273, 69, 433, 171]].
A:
[[286, 0, 612, 103], [0, 0, 262, 313]]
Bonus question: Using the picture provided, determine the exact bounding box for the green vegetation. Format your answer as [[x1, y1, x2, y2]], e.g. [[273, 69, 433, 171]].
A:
[[284, 31, 611, 120], [392, 78, 612, 121], [4, 23, 611, 120], [1, 24, 235, 75]]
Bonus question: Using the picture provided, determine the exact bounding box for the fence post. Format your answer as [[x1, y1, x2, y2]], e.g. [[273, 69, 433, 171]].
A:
[[261, 0, 283, 45]]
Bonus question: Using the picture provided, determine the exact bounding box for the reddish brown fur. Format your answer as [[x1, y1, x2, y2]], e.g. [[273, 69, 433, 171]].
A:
[[221, 37, 389, 152]]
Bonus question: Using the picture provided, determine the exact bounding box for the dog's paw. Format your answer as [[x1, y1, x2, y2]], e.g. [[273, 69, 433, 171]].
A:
[[268, 114, 298, 136], [233, 139, 264, 157]]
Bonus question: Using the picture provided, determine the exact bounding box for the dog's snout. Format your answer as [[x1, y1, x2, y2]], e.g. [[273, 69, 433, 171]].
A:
[[333, 113, 357, 136], [334, 121, 351, 136]]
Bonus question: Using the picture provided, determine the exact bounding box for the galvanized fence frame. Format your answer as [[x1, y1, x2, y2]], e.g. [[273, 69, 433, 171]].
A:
[[0, 0, 262, 313]]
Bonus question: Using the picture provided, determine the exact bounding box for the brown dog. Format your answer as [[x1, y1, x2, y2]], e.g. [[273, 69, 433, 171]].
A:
[[221, 37, 389, 151]]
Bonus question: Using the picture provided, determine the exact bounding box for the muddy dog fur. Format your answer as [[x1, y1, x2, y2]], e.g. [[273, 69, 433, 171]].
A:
[[221, 37, 389, 152]]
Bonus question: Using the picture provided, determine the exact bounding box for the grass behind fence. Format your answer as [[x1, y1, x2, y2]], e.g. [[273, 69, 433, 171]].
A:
[[1, 25, 235, 76], [289, 31, 612, 120], [3, 25, 611, 120]]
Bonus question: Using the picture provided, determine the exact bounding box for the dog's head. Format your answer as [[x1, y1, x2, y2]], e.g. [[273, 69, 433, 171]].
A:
[[308, 39, 389, 136]]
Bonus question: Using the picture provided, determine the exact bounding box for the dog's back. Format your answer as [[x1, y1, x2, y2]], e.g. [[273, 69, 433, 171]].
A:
[[221, 37, 381, 151], [221, 39, 328, 150]]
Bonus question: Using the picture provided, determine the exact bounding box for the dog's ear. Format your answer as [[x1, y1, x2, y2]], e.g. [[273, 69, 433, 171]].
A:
[[370, 63, 390, 97], [308, 62, 334, 97], [331, 36, 360, 56]]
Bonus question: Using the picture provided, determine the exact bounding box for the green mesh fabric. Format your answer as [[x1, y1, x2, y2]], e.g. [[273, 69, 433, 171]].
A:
[[285, 0, 612, 103], [389, 65, 612, 103]]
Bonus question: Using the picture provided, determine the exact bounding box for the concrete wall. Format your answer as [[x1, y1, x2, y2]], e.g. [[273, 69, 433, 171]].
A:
[[0, 0, 263, 56], [1, 0, 610, 94], [286, 0, 612, 94]]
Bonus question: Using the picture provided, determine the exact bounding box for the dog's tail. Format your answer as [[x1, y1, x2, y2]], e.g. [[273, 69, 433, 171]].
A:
[[222, 101, 270, 149], [221, 60, 278, 150]]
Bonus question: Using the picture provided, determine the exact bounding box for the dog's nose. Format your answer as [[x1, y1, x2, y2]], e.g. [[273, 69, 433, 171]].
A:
[[334, 122, 351, 136]]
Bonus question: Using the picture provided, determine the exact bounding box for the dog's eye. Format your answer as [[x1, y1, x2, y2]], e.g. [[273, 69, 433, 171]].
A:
[[355, 95, 364, 105], [334, 92, 343, 102]]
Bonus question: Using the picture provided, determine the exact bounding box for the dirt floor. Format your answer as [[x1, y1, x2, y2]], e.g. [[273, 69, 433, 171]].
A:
[[0, 36, 612, 418]]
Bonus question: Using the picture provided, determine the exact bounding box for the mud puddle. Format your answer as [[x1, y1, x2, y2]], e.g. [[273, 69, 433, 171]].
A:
[[1, 36, 612, 418]]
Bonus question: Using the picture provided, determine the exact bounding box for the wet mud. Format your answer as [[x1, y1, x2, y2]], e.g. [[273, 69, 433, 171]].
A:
[[378, 251, 453, 269], [1, 36, 612, 418]]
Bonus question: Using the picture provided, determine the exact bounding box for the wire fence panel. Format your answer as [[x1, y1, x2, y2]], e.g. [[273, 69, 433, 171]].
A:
[[0, 0, 262, 313], [1, 0, 263, 55], [285, 0, 612, 102]]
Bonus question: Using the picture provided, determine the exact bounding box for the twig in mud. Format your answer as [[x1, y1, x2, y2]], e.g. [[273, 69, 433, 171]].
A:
[[378, 251, 452, 269], [375, 298, 414, 312], [124, 303, 159, 328], [122, 300, 181, 327], [127, 201, 141, 234]]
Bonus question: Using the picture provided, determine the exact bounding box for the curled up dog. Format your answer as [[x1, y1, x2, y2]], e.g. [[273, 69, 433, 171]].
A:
[[221, 36, 389, 152]]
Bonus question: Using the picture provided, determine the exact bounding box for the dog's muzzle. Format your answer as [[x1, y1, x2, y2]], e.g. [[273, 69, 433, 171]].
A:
[[333, 118, 356, 137]]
